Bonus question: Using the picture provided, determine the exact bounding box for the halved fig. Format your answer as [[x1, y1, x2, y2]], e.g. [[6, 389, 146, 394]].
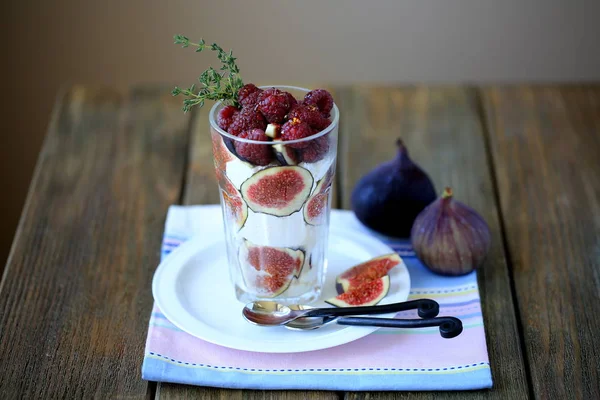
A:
[[216, 168, 237, 196], [265, 123, 299, 166], [222, 137, 238, 159], [239, 240, 305, 297], [336, 253, 401, 294], [273, 142, 299, 166], [211, 132, 235, 170], [222, 190, 248, 231], [294, 253, 306, 278], [255, 274, 294, 297], [326, 275, 390, 307], [303, 190, 329, 226], [317, 163, 335, 194], [303, 169, 335, 225], [240, 166, 314, 217]]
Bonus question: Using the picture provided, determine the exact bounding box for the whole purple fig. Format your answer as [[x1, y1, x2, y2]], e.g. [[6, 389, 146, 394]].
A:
[[411, 188, 491, 276], [351, 139, 436, 237]]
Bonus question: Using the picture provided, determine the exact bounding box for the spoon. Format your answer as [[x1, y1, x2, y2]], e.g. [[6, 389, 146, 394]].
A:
[[286, 316, 463, 338], [242, 299, 439, 326]]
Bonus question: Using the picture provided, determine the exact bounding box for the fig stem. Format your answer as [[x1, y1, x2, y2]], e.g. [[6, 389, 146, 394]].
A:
[[442, 187, 453, 199]]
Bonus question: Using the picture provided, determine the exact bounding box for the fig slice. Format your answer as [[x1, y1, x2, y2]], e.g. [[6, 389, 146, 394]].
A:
[[216, 169, 248, 231], [240, 166, 314, 217], [273, 142, 299, 166], [211, 132, 236, 170], [326, 276, 390, 307], [239, 240, 305, 297], [222, 191, 248, 231], [336, 253, 401, 294], [303, 191, 329, 226], [265, 123, 299, 166], [303, 168, 335, 225], [216, 168, 237, 197]]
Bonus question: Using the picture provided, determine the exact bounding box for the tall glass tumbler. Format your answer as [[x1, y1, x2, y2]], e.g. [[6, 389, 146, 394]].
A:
[[209, 86, 339, 304]]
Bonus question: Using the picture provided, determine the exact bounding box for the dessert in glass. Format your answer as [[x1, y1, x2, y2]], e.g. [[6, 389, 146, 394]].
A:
[[209, 85, 339, 304]]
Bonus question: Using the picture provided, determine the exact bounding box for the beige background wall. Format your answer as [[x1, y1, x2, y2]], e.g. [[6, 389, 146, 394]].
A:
[[2, 0, 599, 265]]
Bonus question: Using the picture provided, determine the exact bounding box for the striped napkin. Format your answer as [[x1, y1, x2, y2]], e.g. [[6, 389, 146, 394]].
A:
[[142, 205, 492, 391]]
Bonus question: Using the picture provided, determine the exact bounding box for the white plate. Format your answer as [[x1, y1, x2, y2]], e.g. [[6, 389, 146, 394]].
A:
[[152, 227, 410, 353]]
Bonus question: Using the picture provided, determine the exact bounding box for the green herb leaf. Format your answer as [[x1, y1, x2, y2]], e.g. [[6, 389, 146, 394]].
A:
[[172, 35, 244, 112]]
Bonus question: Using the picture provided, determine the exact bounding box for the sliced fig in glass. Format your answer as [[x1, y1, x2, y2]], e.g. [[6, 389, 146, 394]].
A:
[[303, 166, 335, 225], [326, 276, 390, 307], [317, 163, 335, 194], [335, 253, 401, 294], [239, 240, 305, 297], [211, 132, 236, 171], [216, 168, 237, 196], [240, 166, 314, 217], [303, 190, 330, 226], [222, 190, 248, 231], [272, 142, 299, 166], [265, 123, 299, 166]]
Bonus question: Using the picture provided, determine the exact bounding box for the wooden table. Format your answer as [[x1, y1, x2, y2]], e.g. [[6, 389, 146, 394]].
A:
[[1, 85, 598, 399]]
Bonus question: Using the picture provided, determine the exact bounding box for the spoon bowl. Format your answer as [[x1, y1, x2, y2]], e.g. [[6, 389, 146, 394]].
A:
[[242, 301, 314, 326]]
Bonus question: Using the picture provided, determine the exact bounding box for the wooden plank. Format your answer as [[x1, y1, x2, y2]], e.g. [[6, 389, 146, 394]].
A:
[[481, 85, 600, 400], [337, 87, 529, 399], [157, 88, 342, 399], [0, 85, 190, 399], [158, 384, 342, 400]]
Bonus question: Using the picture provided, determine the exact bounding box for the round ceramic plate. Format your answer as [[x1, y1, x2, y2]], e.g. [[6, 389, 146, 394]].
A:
[[152, 227, 410, 353]]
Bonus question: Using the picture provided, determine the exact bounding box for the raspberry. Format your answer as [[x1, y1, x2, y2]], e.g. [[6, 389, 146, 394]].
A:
[[234, 129, 274, 166], [217, 105, 240, 131], [282, 91, 298, 108], [287, 104, 329, 130], [304, 89, 334, 116], [229, 106, 267, 136], [257, 87, 281, 102], [258, 91, 293, 123], [281, 118, 313, 149], [238, 84, 262, 107], [243, 91, 261, 108], [300, 135, 330, 163]]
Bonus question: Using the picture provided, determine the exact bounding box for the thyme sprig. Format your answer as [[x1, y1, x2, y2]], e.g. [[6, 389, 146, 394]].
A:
[[171, 35, 244, 112]]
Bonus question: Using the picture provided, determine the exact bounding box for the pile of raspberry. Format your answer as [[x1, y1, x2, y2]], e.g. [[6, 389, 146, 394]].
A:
[[217, 84, 334, 166]]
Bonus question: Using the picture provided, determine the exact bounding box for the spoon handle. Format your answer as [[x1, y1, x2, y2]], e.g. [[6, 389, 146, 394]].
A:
[[305, 299, 439, 319], [336, 316, 463, 339]]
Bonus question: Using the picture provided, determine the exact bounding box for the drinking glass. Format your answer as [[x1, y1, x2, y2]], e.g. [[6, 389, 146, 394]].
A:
[[209, 86, 339, 304]]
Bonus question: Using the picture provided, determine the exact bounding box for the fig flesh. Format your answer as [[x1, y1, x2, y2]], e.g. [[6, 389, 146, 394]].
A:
[[266, 123, 299, 166], [240, 166, 314, 217], [217, 169, 248, 231], [273, 142, 299, 166], [303, 168, 334, 225], [335, 253, 401, 294], [221, 191, 248, 231], [326, 276, 390, 307], [211, 132, 236, 170], [239, 240, 305, 297]]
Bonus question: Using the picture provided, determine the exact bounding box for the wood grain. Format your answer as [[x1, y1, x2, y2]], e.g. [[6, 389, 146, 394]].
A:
[[336, 87, 529, 400], [0, 85, 190, 399], [482, 85, 600, 400], [157, 384, 341, 400]]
